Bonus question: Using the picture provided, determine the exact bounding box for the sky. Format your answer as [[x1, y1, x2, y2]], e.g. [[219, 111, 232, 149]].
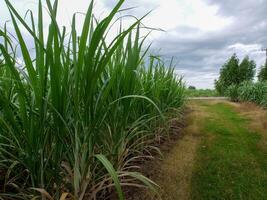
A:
[[1, 0, 267, 89]]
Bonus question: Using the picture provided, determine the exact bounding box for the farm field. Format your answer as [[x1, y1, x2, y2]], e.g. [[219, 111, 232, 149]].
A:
[[1, 0, 267, 199], [0, 0, 186, 199], [135, 100, 267, 200], [186, 89, 219, 97]]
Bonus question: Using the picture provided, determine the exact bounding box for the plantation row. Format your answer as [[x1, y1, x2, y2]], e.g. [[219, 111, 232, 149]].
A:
[[227, 81, 267, 106], [186, 88, 219, 97], [0, 0, 185, 199]]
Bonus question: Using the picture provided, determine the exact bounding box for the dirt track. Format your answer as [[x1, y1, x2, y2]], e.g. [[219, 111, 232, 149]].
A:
[[134, 99, 267, 200], [188, 97, 228, 100]]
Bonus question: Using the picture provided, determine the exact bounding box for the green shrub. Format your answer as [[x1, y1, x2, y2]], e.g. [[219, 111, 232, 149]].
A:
[[226, 84, 239, 102]]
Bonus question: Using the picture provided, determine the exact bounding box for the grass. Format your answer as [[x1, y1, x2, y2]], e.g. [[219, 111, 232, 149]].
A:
[[186, 89, 219, 97], [191, 102, 267, 200], [0, 0, 185, 199]]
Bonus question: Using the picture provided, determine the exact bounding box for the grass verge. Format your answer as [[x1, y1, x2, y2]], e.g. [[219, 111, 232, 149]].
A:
[[191, 101, 267, 200]]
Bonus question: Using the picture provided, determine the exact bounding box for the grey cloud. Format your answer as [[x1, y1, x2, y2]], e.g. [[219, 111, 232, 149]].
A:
[[150, 0, 267, 88], [204, 0, 267, 18], [2, 0, 266, 89]]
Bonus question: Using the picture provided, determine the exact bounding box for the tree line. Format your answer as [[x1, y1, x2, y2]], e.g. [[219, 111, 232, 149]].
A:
[[215, 53, 267, 95]]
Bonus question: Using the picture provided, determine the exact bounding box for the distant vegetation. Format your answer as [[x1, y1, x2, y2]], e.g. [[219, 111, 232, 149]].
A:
[[216, 54, 267, 107], [186, 88, 219, 97], [0, 0, 186, 199]]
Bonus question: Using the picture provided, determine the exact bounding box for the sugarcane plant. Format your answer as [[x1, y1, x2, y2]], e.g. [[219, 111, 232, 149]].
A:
[[0, 0, 185, 199]]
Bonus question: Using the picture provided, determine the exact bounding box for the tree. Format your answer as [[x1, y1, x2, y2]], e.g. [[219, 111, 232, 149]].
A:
[[215, 54, 256, 95], [214, 79, 224, 95], [188, 85, 196, 90], [258, 62, 267, 81], [239, 56, 256, 82], [215, 54, 239, 94]]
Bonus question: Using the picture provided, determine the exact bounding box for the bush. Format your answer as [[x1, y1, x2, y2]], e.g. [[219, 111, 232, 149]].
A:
[[188, 85, 196, 90], [226, 84, 239, 102]]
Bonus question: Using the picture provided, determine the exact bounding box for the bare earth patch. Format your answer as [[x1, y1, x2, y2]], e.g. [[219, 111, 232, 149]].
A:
[[131, 102, 208, 200], [156, 135, 199, 200]]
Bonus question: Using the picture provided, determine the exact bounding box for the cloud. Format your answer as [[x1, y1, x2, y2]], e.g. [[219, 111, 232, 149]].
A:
[[1, 0, 266, 89], [149, 0, 267, 88], [104, 0, 263, 89]]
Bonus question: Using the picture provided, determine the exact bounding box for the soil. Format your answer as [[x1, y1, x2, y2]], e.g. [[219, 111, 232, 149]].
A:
[[124, 102, 206, 200]]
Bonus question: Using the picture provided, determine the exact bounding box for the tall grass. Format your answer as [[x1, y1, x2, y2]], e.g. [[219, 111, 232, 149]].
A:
[[227, 81, 267, 106], [0, 0, 185, 199], [226, 84, 239, 102]]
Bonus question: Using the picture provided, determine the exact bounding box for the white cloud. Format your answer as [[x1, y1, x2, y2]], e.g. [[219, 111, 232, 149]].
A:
[[1, 0, 266, 89], [228, 43, 262, 53], [175, 69, 218, 89]]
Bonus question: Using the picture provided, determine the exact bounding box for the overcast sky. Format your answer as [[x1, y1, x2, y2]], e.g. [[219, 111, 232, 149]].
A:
[[1, 0, 267, 88]]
